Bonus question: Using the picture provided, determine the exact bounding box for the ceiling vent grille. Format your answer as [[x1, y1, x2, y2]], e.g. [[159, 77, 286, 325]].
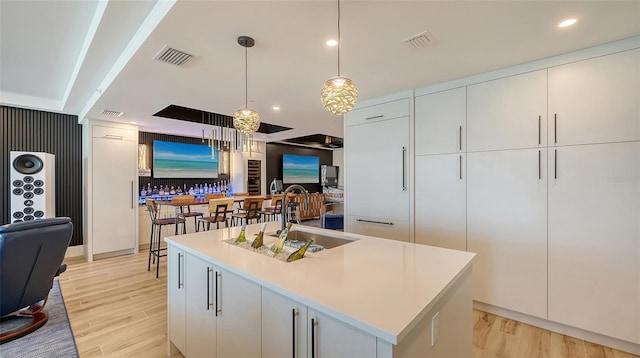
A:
[[402, 31, 436, 49], [101, 110, 124, 118], [153, 45, 193, 66]]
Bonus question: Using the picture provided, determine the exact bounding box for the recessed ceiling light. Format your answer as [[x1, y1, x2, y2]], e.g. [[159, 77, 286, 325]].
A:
[[272, 106, 280, 111], [558, 18, 577, 28], [326, 39, 337, 47]]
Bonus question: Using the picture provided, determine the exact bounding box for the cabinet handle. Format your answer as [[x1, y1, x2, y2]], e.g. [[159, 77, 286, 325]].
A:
[[177, 253, 183, 289], [554, 149, 558, 179], [459, 126, 463, 151], [554, 113, 557, 144], [131, 180, 135, 209], [538, 115, 541, 145], [311, 318, 317, 358], [215, 271, 221, 316], [365, 115, 384, 120], [207, 267, 213, 310], [356, 218, 393, 225], [402, 147, 406, 191], [104, 134, 123, 140], [292, 309, 298, 358], [459, 155, 463, 180], [538, 150, 541, 180]]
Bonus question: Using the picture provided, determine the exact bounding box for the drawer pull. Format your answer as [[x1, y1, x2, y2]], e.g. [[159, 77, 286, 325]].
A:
[[365, 115, 384, 120], [356, 219, 393, 226], [104, 134, 123, 140]]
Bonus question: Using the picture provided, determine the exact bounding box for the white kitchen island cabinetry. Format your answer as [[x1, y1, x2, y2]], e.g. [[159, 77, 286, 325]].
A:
[[170, 248, 261, 358], [344, 91, 412, 242], [166, 222, 475, 357]]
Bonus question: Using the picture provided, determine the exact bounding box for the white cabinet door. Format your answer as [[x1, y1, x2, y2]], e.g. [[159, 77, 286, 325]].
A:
[[415, 154, 466, 251], [216, 268, 262, 358], [262, 288, 308, 358], [308, 309, 376, 358], [548, 142, 640, 344], [467, 148, 547, 319], [92, 137, 137, 254], [186, 254, 217, 357], [168, 245, 186, 354], [549, 49, 640, 146], [415, 87, 466, 155], [345, 116, 410, 221], [467, 69, 547, 152]]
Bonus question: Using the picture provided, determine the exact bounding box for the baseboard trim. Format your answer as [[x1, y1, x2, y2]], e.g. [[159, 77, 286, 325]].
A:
[[474, 301, 640, 355], [65, 245, 84, 258]]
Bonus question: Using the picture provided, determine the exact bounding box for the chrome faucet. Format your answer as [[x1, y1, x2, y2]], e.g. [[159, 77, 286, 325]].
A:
[[280, 184, 309, 234]]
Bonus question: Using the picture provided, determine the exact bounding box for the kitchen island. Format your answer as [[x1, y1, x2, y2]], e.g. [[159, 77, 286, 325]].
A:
[[165, 222, 475, 357]]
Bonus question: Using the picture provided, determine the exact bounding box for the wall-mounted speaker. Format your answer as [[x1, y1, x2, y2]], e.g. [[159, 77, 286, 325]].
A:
[[10, 151, 56, 223]]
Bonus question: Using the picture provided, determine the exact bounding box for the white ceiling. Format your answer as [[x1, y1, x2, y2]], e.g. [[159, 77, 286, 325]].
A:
[[2, 0, 639, 142]]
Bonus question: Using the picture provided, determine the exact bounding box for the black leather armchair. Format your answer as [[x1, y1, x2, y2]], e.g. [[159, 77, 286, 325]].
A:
[[0, 217, 73, 344]]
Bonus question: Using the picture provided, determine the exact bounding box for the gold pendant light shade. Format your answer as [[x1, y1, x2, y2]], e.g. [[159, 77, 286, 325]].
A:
[[233, 36, 260, 135], [233, 108, 260, 135], [321, 76, 358, 115]]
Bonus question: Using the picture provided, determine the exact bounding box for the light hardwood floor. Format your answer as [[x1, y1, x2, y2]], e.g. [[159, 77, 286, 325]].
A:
[[60, 252, 638, 358]]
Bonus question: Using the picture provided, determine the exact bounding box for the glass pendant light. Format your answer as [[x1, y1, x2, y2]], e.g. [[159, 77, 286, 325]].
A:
[[321, 0, 358, 115], [233, 36, 260, 135]]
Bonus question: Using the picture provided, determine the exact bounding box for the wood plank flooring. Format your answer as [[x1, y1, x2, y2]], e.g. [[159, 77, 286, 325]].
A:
[[59, 252, 638, 358]]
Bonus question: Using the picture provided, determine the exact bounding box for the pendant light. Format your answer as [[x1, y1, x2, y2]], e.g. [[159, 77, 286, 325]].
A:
[[233, 36, 260, 135], [321, 0, 358, 115]]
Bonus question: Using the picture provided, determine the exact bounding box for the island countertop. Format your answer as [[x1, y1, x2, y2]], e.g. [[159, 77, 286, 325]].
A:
[[165, 221, 475, 345]]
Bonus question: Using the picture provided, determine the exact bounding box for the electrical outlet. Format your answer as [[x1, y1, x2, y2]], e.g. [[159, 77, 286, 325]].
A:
[[431, 311, 440, 347]]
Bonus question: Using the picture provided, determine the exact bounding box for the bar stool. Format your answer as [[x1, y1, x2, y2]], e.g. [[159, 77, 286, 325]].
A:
[[197, 198, 234, 231], [232, 196, 264, 226], [146, 198, 186, 278], [261, 194, 283, 222], [171, 195, 203, 232]]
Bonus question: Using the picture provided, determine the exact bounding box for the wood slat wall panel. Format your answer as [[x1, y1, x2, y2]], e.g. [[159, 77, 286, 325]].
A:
[[0, 106, 83, 246]]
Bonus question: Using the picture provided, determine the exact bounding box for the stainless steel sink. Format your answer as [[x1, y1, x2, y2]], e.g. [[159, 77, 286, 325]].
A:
[[265, 230, 355, 249]]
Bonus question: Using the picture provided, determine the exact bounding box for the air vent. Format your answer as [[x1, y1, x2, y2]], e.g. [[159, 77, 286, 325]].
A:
[[402, 31, 436, 49], [153, 45, 193, 66], [101, 110, 124, 118]]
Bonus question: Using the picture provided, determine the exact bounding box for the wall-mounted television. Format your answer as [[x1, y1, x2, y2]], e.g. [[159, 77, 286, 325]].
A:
[[283, 154, 319, 184], [153, 140, 218, 179]]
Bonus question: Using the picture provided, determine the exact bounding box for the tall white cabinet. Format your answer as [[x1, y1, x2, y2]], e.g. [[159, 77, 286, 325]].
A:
[[344, 91, 412, 242], [83, 119, 138, 262], [415, 87, 467, 251], [408, 41, 639, 351], [548, 142, 639, 344]]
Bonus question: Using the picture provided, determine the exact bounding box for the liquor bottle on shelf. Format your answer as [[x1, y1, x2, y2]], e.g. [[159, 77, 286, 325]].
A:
[[251, 223, 267, 248], [147, 183, 151, 194], [164, 185, 170, 194], [188, 187, 194, 195], [152, 186, 159, 195], [208, 183, 213, 194], [183, 184, 187, 193], [236, 223, 247, 243], [158, 186, 165, 195], [176, 185, 183, 194], [141, 186, 147, 197], [227, 182, 233, 196], [213, 182, 219, 193], [286, 239, 314, 262], [200, 184, 204, 194], [170, 186, 176, 195], [270, 222, 293, 254], [203, 183, 208, 194]]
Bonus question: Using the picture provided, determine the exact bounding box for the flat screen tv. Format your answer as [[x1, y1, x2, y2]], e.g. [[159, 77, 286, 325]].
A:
[[153, 140, 218, 179], [283, 154, 319, 184]]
